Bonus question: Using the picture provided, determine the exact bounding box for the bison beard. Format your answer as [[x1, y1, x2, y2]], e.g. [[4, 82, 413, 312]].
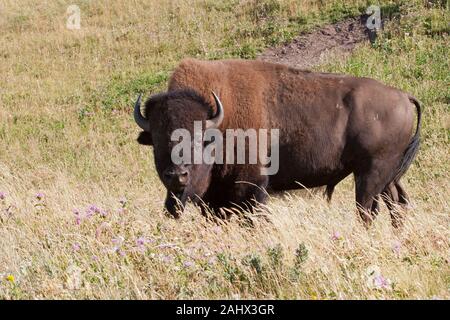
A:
[[134, 58, 422, 228]]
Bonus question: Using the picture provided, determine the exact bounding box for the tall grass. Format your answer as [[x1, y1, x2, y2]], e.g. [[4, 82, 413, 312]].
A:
[[0, 0, 448, 299]]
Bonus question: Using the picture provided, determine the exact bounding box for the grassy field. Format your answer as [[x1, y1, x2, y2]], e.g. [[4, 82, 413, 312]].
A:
[[0, 0, 448, 299]]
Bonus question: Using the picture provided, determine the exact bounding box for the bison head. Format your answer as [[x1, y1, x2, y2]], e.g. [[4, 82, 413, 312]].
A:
[[134, 89, 224, 218]]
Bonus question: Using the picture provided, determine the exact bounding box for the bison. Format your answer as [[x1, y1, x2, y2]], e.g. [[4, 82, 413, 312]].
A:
[[134, 59, 421, 227]]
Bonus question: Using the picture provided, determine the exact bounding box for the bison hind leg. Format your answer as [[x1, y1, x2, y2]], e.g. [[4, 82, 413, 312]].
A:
[[354, 159, 401, 227], [382, 180, 411, 228]]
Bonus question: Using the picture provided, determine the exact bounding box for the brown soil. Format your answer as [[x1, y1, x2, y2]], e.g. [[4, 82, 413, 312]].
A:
[[258, 16, 375, 69]]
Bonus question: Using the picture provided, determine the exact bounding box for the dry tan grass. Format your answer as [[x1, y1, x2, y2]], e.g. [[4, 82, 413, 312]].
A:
[[0, 0, 449, 299]]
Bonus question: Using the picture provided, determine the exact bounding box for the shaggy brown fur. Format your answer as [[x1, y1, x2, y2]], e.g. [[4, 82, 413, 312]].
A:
[[136, 59, 422, 227]]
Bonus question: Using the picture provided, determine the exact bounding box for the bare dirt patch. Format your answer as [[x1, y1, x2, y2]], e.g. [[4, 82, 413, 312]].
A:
[[258, 16, 375, 69]]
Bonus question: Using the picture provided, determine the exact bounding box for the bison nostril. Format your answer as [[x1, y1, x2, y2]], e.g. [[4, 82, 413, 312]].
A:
[[164, 169, 188, 187], [178, 172, 188, 185]]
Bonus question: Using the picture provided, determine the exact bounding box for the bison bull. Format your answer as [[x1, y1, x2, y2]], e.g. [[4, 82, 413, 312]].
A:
[[134, 59, 421, 227]]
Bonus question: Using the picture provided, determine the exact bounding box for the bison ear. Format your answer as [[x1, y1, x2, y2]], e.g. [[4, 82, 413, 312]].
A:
[[137, 131, 153, 146]]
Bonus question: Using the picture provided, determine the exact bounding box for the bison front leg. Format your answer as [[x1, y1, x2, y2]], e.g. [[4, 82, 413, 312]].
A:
[[231, 178, 269, 212], [199, 182, 267, 220], [231, 164, 269, 210], [200, 166, 269, 220]]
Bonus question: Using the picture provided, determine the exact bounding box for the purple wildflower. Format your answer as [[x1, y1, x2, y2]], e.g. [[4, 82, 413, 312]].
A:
[[88, 204, 101, 214], [136, 237, 147, 247], [0, 192, 6, 200], [35, 192, 44, 200], [86, 205, 104, 218], [366, 265, 392, 290], [373, 275, 391, 290], [331, 231, 342, 241], [72, 243, 81, 251], [136, 237, 148, 252], [183, 261, 194, 268]]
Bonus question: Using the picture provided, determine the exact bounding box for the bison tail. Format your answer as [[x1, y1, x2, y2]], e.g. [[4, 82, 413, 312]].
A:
[[394, 95, 422, 182]]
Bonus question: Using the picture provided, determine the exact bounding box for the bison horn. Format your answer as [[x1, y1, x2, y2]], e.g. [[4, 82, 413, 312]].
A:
[[134, 94, 150, 132], [206, 91, 224, 129]]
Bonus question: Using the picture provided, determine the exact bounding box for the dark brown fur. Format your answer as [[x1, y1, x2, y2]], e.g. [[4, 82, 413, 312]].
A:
[[137, 59, 422, 227]]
